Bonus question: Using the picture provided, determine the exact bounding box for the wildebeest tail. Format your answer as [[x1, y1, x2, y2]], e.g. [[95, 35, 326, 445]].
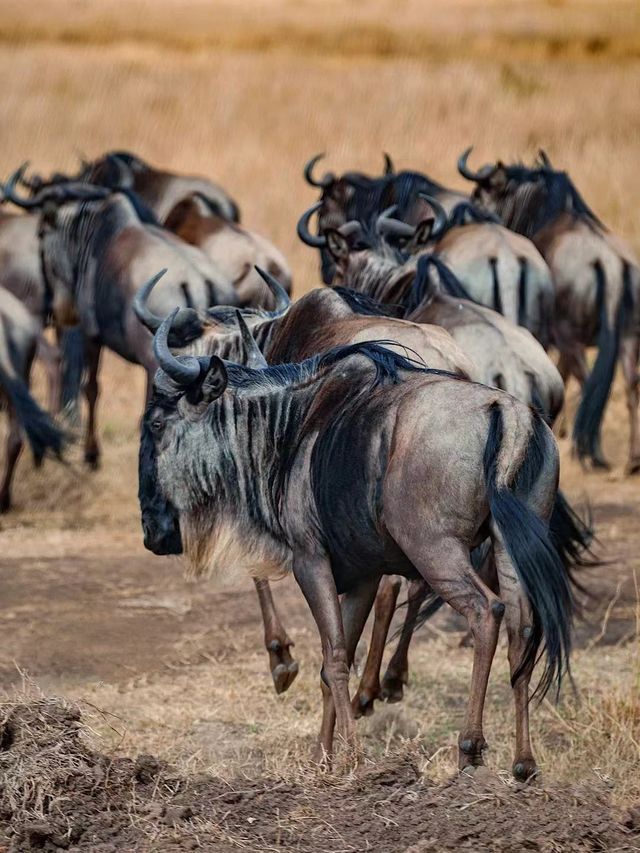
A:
[[572, 260, 632, 464], [0, 362, 66, 464], [407, 255, 473, 314], [485, 403, 574, 699], [60, 327, 85, 424]]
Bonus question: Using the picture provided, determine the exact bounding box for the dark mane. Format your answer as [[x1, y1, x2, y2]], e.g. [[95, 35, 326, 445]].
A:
[[406, 255, 474, 314], [225, 340, 455, 395], [392, 171, 447, 220], [447, 202, 501, 229], [501, 165, 603, 237], [332, 287, 404, 318]]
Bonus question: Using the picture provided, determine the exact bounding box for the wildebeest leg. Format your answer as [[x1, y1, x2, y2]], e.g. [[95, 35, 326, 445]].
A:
[[555, 344, 588, 439], [292, 552, 370, 765], [83, 339, 102, 469], [381, 577, 430, 702], [36, 334, 62, 414], [621, 336, 640, 475], [254, 578, 299, 694], [0, 406, 23, 513], [352, 575, 401, 718], [491, 535, 537, 780], [394, 537, 503, 770]]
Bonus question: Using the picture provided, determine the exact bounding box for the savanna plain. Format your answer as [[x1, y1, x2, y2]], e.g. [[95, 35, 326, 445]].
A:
[[0, 1, 639, 850]]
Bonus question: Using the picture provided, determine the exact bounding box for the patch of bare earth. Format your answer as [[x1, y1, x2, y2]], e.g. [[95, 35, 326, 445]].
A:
[[0, 696, 637, 853]]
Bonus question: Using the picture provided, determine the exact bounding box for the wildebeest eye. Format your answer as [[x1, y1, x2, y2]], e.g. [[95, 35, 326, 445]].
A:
[[150, 417, 164, 435]]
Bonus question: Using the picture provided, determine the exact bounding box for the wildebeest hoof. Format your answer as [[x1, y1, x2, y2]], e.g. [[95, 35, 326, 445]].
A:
[[381, 671, 406, 703], [271, 661, 298, 695], [513, 758, 539, 781], [352, 689, 378, 719], [458, 735, 488, 769]]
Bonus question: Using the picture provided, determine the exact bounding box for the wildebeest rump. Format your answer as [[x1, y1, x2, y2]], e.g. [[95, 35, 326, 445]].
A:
[[458, 148, 640, 472], [163, 192, 292, 309]]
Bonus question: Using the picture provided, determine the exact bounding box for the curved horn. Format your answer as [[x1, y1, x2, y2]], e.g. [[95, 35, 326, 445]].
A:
[[296, 202, 327, 248], [153, 309, 201, 385], [2, 164, 40, 208], [254, 266, 291, 316], [417, 193, 448, 235], [133, 269, 168, 332], [383, 152, 394, 175], [303, 153, 333, 188], [376, 205, 416, 239], [235, 311, 268, 369], [107, 154, 135, 189], [338, 220, 363, 238], [537, 149, 552, 169], [457, 146, 498, 183]]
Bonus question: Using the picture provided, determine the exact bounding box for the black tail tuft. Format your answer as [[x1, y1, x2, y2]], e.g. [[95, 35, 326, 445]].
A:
[[517, 257, 527, 327], [550, 490, 598, 607], [60, 327, 85, 425], [489, 257, 503, 314], [572, 261, 632, 464], [0, 368, 66, 462], [407, 255, 473, 314], [485, 405, 574, 699]]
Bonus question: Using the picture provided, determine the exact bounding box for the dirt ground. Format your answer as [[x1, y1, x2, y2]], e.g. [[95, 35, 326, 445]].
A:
[[1, 1, 640, 850]]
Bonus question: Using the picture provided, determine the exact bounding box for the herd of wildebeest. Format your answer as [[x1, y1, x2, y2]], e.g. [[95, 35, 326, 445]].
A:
[[0, 147, 638, 781]]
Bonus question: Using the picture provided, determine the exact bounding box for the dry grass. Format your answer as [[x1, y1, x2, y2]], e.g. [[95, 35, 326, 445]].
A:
[[0, 0, 639, 822]]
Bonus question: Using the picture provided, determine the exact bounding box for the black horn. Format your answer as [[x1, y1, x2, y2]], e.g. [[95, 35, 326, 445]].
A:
[[383, 152, 395, 175], [457, 147, 497, 183], [297, 202, 327, 248], [133, 269, 169, 332], [254, 267, 291, 316], [303, 154, 333, 188], [418, 193, 448, 236], [153, 309, 202, 385], [376, 205, 416, 239], [235, 311, 269, 369], [2, 164, 40, 209], [537, 149, 553, 169]]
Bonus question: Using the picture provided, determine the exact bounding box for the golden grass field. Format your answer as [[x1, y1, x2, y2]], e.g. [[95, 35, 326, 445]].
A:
[[0, 1, 639, 848]]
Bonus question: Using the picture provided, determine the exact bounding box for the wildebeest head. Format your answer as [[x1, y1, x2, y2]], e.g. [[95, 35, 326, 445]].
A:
[[457, 147, 602, 237]]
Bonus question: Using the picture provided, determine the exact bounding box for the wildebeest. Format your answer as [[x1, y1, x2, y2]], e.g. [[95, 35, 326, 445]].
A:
[[0, 207, 65, 412], [140, 304, 576, 780], [21, 151, 240, 224], [163, 193, 292, 309], [134, 267, 473, 693], [302, 154, 467, 284], [3, 170, 238, 468], [0, 287, 65, 510], [458, 148, 640, 472]]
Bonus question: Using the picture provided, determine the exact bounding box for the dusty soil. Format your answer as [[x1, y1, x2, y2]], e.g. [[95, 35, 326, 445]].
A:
[[0, 697, 638, 853]]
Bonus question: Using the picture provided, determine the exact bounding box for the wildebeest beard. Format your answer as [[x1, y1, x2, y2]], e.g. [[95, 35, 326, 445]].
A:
[[143, 343, 442, 590]]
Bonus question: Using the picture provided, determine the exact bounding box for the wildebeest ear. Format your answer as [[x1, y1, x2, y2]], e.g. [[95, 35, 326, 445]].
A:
[[412, 217, 435, 248], [326, 229, 350, 262], [198, 356, 228, 404], [41, 200, 58, 228]]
